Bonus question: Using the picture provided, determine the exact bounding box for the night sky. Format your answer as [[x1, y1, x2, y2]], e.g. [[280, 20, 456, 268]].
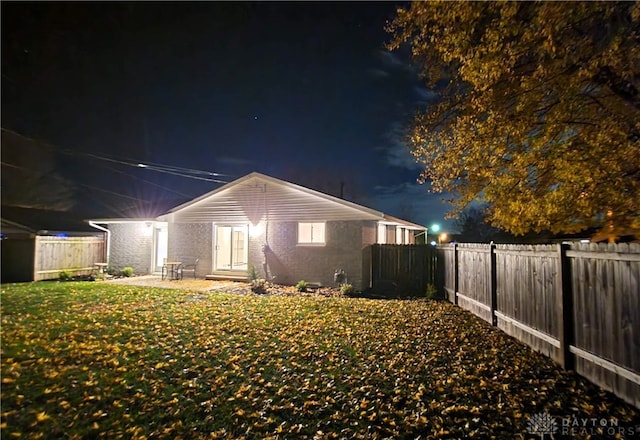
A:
[[2, 2, 454, 231]]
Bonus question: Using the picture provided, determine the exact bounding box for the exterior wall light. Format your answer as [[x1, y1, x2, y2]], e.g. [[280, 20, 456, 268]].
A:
[[249, 223, 264, 238]]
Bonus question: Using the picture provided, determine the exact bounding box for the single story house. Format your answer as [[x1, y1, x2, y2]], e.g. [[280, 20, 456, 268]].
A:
[[89, 172, 426, 290]]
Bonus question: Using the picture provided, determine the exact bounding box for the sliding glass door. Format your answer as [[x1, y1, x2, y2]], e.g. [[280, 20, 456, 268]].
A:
[[214, 225, 248, 271]]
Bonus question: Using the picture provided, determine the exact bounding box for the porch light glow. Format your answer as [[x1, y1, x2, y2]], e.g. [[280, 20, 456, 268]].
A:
[[249, 223, 264, 237]]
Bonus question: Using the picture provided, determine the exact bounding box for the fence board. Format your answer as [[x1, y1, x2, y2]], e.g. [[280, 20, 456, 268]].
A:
[[567, 243, 640, 408], [440, 242, 640, 408], [34, 236, 106, 281], [438, 245, 457, 303], [456, 244, 492, 323], [365, 244, 435, 297]]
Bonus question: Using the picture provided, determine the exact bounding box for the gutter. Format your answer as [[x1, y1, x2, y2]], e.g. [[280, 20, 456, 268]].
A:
[[88, 221, 111, 266]]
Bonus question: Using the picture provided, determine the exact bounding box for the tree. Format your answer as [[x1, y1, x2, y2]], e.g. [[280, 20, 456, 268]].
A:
[[455, 204, 508, 243], [387, 2, 640, 240]]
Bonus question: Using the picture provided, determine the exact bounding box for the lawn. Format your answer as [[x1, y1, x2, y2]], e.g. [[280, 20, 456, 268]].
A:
[[1, 282, 638, 439]]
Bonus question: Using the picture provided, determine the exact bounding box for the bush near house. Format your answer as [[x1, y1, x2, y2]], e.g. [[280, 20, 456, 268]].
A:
[[247, 265, 259, 282], [1, 282, 638, 439], [339, 283, 354, 296], [58, 271, 72, 281], [250, 278, 268, 295]]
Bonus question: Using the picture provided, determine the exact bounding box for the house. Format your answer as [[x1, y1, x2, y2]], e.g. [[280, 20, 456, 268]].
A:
[[1, 206, 106, 282], [89, 172, 426, 290]]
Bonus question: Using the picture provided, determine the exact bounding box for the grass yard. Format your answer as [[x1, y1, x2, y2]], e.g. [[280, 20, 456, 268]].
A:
[[1, 282, 638, 439]]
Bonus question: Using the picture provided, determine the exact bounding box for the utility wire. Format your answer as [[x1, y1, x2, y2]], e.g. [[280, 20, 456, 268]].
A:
[[1, 160, 148, 203], [1, 127, 231, 183], [80, 152, 229, 183], [75, 182, 150, 203], [98, 162, 194, 199]]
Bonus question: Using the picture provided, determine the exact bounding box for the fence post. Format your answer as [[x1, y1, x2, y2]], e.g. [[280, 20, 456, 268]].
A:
[[557, 243, 574, 370], [490, 243, 497, 326], [453, 243, 459, 305]]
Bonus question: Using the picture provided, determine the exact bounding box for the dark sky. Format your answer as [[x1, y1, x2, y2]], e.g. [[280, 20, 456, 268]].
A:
[[2, 1, 454, 231]]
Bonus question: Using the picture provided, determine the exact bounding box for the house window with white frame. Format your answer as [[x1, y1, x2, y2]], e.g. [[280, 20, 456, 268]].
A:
[[298, 222, 325, 245]]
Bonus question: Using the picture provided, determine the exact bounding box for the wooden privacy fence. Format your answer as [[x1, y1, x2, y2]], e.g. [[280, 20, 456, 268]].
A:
[[438, 242, 640, 408], [34, 236, 106, 281], [363, 244, 436, 296]]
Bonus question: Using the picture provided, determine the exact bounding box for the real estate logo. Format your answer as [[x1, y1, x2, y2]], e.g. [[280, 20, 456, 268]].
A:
[[526, 412, 558, 438], [526, 413, 640, 438]]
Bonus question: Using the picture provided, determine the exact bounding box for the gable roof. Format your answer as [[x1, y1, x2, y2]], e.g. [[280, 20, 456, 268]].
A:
[[157, 172, 425, 230]]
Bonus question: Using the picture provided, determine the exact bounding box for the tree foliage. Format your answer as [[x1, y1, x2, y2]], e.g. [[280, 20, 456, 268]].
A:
[[387, 2, 640, 239], [455, 204, 513, 243]]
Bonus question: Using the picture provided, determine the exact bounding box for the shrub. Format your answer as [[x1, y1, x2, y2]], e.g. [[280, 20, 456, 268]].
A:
[[295, 280, 308, 292], [425, 283, 441, 300], [247, 265, 259, 282], [251, 279, 268, 295], [59, 271, 72, 281], [340, 283, 354, 296], [121, 267, 134, 277]]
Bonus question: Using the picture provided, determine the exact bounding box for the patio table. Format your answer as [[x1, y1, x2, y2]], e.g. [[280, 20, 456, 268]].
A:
[[162, 261, 183, 280], [94, 262, 108, 279]]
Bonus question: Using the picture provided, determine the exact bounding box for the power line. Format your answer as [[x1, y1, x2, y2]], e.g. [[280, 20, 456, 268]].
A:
[[80, 152, 229, 183], [99, 163, 193, 199], [1, 127, 231, 183], [1, 160, 147, 203]]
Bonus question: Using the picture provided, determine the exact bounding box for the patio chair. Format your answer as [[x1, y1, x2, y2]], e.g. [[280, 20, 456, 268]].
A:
[[180, 258, 199, 279]]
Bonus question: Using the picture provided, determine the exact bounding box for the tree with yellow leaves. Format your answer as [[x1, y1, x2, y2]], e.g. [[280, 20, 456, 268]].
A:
[[387, 2, 640, 241]]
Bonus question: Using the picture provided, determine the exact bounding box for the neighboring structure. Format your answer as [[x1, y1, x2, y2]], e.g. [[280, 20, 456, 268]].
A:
[[89, 172, 426, 290], [1, 206, 106, 282]]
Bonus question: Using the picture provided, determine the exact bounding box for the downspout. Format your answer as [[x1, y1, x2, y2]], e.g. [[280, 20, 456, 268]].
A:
[[88, 221, 111, 266]]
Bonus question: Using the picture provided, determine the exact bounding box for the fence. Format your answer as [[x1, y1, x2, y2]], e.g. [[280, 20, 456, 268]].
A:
[[34, 236, 106, 281], [438, 242, 640, 408], [363, 244, 436, 296]]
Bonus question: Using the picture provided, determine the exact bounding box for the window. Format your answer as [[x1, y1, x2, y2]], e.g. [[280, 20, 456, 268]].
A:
[[298, 222, 325, 244], [377, 224, 386, 244]]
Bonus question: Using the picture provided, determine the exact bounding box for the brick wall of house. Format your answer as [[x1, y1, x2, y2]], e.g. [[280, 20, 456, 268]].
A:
[[362, 221, 377, 246], [253, 220, 366, 290], [248, 229, 266, 280], [168, 223, 213, 279], [108, 223, 153, 275]]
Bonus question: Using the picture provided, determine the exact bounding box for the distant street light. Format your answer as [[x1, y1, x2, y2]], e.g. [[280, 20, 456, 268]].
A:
[[428, 223, 441, 246], [439, 232, 448, 244]]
